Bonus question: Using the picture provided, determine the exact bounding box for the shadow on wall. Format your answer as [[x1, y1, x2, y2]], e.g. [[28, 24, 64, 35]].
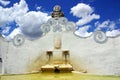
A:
[[26, 51, 47, 73]]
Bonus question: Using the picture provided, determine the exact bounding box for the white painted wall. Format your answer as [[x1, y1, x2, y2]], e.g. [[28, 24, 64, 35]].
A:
[[0, 31, 120, 75]]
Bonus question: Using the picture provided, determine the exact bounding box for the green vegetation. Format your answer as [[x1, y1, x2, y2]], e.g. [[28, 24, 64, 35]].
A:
[[0, 73, 120, 80]]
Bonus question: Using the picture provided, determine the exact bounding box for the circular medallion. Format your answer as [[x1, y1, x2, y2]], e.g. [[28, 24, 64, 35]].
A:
[[94, 30, 107, 44], [12, 34, 25, 47], [40, 23, 50, 33], [47, 18, 57, 26], [58, 17, 68, 25], [66, 22, 76, 31], [53, 24, 62, 32], [0, 34, 10, 42]]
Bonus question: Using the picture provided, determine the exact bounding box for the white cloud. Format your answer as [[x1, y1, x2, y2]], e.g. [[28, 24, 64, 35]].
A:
[[0, 0, 28, 26], [1, 26, 10, 34], [95, 20, 109, 28], [36, 6, 41, 11], [16, 11, 51, 40], [95, 20, 120, 37], [119, 18, 120, 21], [109, 22, 116, 30], [6, 28, 21, 40], [71, 3, 93, 17], [95, 20, 116, 30], [0, 0, 51, 40], [74, 25, 93, 37], [76, 14, 100, 26], [0, 0, 10, 6], [71, 3, 100, 26], [106, 30, 120, 37]]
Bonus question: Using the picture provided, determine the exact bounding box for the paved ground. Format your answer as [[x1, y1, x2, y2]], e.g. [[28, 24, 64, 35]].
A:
[[0, 63, 2, 73], [0, 73, 120, 80]]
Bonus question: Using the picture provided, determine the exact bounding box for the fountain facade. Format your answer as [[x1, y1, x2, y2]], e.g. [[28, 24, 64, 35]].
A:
[[0, 5, 120, 75]]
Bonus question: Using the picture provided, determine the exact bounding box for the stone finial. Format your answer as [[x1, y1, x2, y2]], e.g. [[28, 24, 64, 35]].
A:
[[53, 5, 61, 11], [51, 5, 64, 19]]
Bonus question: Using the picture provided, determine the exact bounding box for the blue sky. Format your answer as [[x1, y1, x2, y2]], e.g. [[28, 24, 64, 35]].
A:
[[0, 0, 120, 40], [7, 0, 120, 21]]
